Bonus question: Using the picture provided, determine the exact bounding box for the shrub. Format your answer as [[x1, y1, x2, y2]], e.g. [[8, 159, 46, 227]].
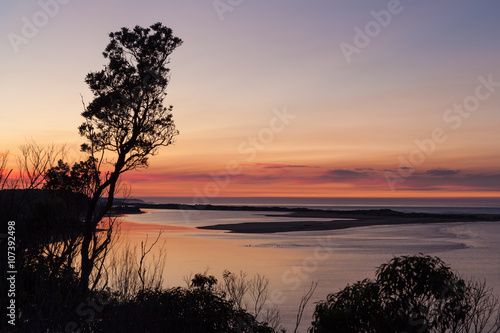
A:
[[94, 274, 275, 333], [310, 254, 500, 333]]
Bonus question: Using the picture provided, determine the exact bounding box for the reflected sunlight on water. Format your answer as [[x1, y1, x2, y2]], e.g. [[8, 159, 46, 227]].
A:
[[113, 209, 500, 332]]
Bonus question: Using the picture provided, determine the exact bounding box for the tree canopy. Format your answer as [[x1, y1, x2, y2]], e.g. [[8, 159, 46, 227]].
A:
[[80, 22, 182, 172], [43, 157, 99, 195], [310, 254, 500, 333], [78, 22, 182, 294]]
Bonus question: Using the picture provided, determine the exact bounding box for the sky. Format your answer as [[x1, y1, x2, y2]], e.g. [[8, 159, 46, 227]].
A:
[[1, 0, 499, 202]]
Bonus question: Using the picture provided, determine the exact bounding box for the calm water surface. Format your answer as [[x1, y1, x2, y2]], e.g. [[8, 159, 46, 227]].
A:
[[119, 207, 500, 332]]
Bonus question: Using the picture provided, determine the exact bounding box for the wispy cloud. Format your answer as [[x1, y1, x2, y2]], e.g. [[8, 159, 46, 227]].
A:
[[423, 168, 460, 176], [313, 169, 377, 185], [123, 166, 500, 194], [327, 169, 372, 177], [400, 171, 500, 191], [241, 163, 318, 169]]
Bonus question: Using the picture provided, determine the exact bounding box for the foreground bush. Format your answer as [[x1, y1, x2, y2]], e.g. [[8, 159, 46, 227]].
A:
[[93, 274, 275, 333], [310, 254, 500, 333]]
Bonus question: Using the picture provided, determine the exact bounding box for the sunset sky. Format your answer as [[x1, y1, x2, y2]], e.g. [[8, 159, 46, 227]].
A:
[[1, 0, 499, 201]]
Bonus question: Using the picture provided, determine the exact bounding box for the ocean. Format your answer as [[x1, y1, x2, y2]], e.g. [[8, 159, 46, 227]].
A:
[[117, 197, 500, 332], [137, 196, 500, 214]]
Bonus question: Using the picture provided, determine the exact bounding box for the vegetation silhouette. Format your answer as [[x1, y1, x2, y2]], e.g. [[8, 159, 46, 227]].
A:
[[78, 22, 182, 295], [310, 254, 500, 333], [95, 272, 276, 333], [0, 22, 184, 331]]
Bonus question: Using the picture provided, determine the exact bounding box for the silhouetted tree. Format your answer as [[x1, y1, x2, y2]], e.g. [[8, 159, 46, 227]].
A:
[[0, 151, 11, 190], [43, 157, 99, 195], [78, 22, 182, 294], [43, 159, 71, 191], [310, 254, 500, 333], [16, 140, 62, 190], [0, 144, 87, 332]]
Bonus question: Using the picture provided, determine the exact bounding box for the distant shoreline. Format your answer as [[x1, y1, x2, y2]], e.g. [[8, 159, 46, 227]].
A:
[[127, 203, 500, 234], [199, 208, 500, 233]]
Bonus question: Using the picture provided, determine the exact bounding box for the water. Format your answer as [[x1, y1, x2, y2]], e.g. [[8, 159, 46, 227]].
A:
[[138, 196, 500, 213], [118, 201, 500, 332]]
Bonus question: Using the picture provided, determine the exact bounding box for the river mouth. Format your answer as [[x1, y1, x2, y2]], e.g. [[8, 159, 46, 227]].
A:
[[113, 209, 500, 332]]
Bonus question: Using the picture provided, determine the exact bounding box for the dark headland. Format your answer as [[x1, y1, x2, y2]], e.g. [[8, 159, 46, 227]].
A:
[[128, 203, 500, 234]]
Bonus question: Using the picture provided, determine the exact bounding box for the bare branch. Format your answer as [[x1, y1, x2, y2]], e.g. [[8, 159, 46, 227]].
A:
[[294, 281, 318, 333]]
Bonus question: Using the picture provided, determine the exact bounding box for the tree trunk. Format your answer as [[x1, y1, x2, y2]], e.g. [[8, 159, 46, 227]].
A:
[[78, 162, 122, 295]]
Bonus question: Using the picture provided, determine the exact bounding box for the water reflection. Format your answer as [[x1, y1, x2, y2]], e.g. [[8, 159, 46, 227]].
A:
[[114, 210, 500, 332]]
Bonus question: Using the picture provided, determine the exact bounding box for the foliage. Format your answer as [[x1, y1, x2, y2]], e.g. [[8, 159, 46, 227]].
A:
[[16, 252, 81, 332], [310, 254, 500, 333], [1, 22, 185, 331], [0, 189, 85, 332], [78, 22, 182, 295], [79, 22, 181, 171], [93, 274, 275, 333], [376, 254, 468, 331], [310, 279, 385, 332], [43, 157, 100, 196]]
